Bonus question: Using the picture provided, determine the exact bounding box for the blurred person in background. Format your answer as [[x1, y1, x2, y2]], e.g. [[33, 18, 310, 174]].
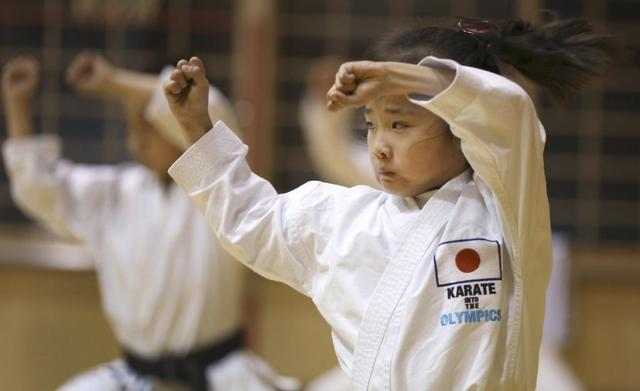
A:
[[1, 53, 299, 391]]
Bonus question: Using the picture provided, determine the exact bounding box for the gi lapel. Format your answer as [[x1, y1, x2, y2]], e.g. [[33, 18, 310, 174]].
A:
[[350, 171, 470, 390]]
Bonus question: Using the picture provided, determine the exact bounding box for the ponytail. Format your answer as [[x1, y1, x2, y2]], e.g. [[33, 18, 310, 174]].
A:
[[368, 16, 623, 101], [492, 17, 622, 101]]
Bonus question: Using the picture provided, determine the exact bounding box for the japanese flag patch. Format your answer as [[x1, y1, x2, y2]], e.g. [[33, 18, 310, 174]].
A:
[[433, 238, 502, 287]]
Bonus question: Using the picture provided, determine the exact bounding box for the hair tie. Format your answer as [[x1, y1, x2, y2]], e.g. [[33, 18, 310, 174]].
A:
[[456, 17, 501, 73], [457, 17, 494, 47]]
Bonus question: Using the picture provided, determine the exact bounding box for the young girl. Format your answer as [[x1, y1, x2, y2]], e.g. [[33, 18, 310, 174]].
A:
[[164, 17, 617, 390], [298, 57, 585, 391], [2, 54, 298, 391]]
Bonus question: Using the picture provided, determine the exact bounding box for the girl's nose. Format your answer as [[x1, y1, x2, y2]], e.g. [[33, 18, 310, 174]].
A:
[[372, 136, 392, 160]]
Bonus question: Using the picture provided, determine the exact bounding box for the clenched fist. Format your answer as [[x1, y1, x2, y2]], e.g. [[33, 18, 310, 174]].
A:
[[163, 56, 212, 142], [2, 56, 39, 104], [66, 51, 113, 96], [326, 61, 389, 112]]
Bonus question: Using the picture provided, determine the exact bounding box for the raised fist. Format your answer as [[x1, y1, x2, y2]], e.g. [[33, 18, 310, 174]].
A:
[[2, 56, 39, 104], [326, 61, 388, 111], [66, 51, 113, 96], [163, 56, 212, 140]]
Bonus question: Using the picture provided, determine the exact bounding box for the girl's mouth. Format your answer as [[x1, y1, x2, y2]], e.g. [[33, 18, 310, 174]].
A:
[[377, 170, 396, 181]]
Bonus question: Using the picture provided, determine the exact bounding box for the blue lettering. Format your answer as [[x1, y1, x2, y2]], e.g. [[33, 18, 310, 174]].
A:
[[441, 308, 503, 326], [466, 311, 477, 322]]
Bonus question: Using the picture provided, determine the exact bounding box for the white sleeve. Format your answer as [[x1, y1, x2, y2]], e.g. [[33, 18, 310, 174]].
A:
[[168, 121, 322, 295], [409, 57, 549, 268], [299, 95, 378, 188], [2, 134, 118, 243]]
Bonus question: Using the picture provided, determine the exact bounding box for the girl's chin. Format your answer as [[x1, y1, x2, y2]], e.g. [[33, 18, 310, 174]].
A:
[[381, 184, 414, 198]]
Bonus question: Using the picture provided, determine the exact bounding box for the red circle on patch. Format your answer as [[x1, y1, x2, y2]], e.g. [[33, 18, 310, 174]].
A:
[[455, 248, 481, 273]]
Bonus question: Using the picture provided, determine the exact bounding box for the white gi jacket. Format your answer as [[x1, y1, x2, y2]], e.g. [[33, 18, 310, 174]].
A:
[[2, 90, 297, 390], [3, 135, 244, 355], [169, 57, 552, 390]]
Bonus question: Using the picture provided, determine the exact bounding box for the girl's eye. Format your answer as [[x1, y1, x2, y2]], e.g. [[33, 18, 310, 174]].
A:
[[365, 121, 375, 130], [392, 121, 408, 129]]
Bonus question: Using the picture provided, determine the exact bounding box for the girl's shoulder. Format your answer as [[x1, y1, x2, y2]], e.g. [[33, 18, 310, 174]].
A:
[[290, 180, 385, 210]]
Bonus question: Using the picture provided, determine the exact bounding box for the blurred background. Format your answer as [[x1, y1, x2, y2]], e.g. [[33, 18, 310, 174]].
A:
[[0, 0, 638, 390]]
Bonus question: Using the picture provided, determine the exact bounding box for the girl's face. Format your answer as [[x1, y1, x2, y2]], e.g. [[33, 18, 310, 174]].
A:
[[365, 95, 468, 197]]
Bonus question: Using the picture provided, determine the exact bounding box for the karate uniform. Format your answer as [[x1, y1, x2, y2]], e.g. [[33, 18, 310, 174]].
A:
[[3, 82, 297, 390], [169, 57, 552, 390]]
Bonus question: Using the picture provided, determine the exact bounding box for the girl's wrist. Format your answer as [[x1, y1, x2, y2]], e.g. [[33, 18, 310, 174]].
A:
[[181, 116, 212, 143]]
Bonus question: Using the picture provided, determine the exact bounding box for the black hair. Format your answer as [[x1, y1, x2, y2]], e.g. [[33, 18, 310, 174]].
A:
[[368, 16, 622, 101]]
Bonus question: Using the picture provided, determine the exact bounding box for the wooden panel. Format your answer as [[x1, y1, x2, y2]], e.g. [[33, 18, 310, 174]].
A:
[[253, 277, 337, 383], [565, 281, 640, 390], [0, 266, 118, 391], [563, 245, 640, 390]]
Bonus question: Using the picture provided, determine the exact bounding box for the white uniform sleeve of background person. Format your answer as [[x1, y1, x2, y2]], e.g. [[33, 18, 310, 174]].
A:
[[409, 57, 553, 385], [299, 94, 377, 188], [2, 135, 119, 248], [145, 66, 241, 151], [169, 121, 341, 295]]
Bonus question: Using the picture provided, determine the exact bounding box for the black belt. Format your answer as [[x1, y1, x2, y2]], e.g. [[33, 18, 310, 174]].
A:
[[123, 329, 244, 391]]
